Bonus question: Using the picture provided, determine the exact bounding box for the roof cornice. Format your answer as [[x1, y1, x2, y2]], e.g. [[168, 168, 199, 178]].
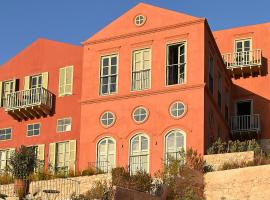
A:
[[82, 18, 205, 46]]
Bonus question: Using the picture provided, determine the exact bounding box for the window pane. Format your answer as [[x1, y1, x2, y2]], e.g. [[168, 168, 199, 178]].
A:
[[111, 57, 117, 66], [103, 58, 109, 67]]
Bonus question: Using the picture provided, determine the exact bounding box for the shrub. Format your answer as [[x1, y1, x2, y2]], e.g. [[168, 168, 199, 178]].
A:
[[207, 138, 262, 155], [111, 167, 129, 188], [0, 172, 14, 185], [84, 180, 111, 200], [81, 167, 96, 176], [130, 170, 152, 192]]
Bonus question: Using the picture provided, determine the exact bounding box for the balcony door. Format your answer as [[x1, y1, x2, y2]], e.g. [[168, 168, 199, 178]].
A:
[[235, 100, 252, 131], [235, 39, 252, 65]]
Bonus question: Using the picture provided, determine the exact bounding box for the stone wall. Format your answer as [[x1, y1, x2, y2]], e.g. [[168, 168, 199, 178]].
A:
[[204, 151, 254, 170], [204, 165, 270, 200]]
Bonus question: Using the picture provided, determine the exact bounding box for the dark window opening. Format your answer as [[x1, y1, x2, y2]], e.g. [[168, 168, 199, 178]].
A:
[[236, 101, 251, 116]]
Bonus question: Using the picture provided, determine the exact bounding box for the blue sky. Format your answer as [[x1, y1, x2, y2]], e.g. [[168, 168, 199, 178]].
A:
[[0, 0, 269, 65]]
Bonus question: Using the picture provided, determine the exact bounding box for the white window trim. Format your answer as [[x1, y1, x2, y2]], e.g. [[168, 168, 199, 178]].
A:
[[165, 41, 187, 86], [132, 106, 149, 124], [99, 54, 118, 96], [129, 133, 150, 173], [100, 111, 116, 128], [169, 101, 187, 119], [0, 128, 12, 141], [26, 123, 41, 137], [234, 38, 252, 53], [56, 117, 72, 133]]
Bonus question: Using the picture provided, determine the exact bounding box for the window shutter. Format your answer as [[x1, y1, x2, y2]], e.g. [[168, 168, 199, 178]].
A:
[[66, 66, 73, 95], [59, 68, 65, 96], [69, 140, 76, 172], [24, 76, 30, 90], [42, 72, 49, 89], [0, 81, 3, 107], [49, 143, 56, 173], [12, 79, 16, 92], [37, 144, 45, 161]]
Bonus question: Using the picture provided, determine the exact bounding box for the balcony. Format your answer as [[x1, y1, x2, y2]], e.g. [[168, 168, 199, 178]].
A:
[[222, 49, 262, 77], [231, 114, 260, 134], [4, 87, 53, 121], [132, 69, 150, 91]]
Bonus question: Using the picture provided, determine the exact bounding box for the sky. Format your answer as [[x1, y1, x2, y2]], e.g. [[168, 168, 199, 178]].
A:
[[0, 0, 269, 65]]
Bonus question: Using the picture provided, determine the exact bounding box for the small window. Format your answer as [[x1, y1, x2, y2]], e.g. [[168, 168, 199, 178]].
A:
[[30, 74, 42, 89], [166, 42, 186, 85], [133, 107, 148, 123], [59, 66, 74, 96], [170, 102, 186, 118], [134, 15, 146, 26], [0, 128, 12, 141], [27, 123, 40, 136], [209, 56, 214, 95], [100, 112, 115, 128], [218, 73, 222, 110], [57, 118, 72, 132], [1, 80, 16, 107]]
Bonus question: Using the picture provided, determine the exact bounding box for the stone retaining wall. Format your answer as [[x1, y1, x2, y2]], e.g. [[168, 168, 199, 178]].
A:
[[204, 151, 254, 170], [204, 165, 270, 200]]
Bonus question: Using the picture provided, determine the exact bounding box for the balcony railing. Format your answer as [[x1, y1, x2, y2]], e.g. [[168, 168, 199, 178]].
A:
[[132, 69, 150, 91], [231, 114, 260, 133], [129, 154, 149, 174], [3, 87, 53, 121], [222, 49, 262, 69]]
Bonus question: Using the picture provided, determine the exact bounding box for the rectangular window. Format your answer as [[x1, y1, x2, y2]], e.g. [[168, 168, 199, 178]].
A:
[[1, 80, 16, 107], [27, 123, 40, 136], [235, 39, 252, 65], [30, 74, 42, 89], [0, 128, 11, 141], [57, 118, 72, 133], [100, 55, 118, 95], [218, 73, 222, 110], [132, 48, 151, 91], [209, 56, 214, 95], [166, 42, 186, 85], [56, 141, 70, 173], [225, 90, 229, 123], [59, 66, 74, 96], [0, 150, 11, 171]]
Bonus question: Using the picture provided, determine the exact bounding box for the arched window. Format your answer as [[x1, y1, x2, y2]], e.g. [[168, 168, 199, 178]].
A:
[[165, 129, 185, 164], [129, 133, 149, 174], [97, 137, 116, 172]]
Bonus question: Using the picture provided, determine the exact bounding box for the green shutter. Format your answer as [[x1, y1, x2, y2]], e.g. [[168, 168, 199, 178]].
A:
[[49, 143, 56, 173], [42, 72, 49, 89], [69, 140, 76, 172], [24, 76, 30, 90]]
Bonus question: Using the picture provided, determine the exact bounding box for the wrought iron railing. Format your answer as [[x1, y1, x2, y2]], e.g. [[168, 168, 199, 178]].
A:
[[222, 49, 262, 69], [4, 87, 53, 111], [88, 161, 111, 173], [129, 154, 149, 174], [132, 69, 151, 91], [231, 114, 260, 133]]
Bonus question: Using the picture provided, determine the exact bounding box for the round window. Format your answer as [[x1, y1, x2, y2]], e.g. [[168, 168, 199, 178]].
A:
[[170, 102, 186, 118], [100, 111, 115, 128], [133, 107, 148, 123], [134, 15, 146, 26]]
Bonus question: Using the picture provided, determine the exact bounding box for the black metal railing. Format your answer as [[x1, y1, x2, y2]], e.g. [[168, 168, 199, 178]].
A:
[[231, 114, 260, 133], [132, 69, 151, 91], [129, 154, 149, 174]]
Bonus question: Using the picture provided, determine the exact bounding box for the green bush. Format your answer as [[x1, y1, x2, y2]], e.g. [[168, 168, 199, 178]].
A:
[[81, 167, 96, 176], [0, 172, 14, 185], [84, 180, 110, 200], [130, 171, 152, 192], [207, 138, 262, 155]]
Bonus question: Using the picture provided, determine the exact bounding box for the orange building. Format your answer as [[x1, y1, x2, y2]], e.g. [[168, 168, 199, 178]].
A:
[[0, 3, 269, 174]]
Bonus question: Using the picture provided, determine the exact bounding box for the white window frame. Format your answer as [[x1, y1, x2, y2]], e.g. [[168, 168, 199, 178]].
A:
[[164, 129, 186, 163], [100, 111, 116, 128], [0, 128, 12, 141], [0, 149, 12, 171], [132, 106, 149, 123], [27, 123, 41, 137], [234, 38, 252, 53], [30, 74, 42, 89], [57, 118, 72, 133], [55, 141, 70, 173], [131, 48, 151, 91], [169, 101, 186, 119], [96, 137, 116, 173], [134, 15, 146, 26], [129, 133, 150, 174], [99, 54, 118, 95], [166, 41, 187, 86], [59, 65, 74, 96]]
